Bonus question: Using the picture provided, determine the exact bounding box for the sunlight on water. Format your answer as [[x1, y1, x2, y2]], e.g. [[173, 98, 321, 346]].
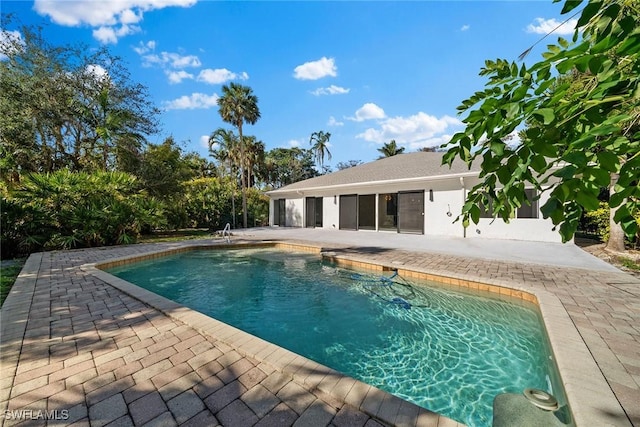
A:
[[108, 248, 560, 427]]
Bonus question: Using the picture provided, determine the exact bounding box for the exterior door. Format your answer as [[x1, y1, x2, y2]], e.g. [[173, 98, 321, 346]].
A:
[[314, 197, 323, 227], [358, 195, 375, 230], [305, 197, 324, 228], [273, 199, 286, 226], [305, 197, 315, 228], [398, 191, 424, 234], [339, 195, 357, 230]]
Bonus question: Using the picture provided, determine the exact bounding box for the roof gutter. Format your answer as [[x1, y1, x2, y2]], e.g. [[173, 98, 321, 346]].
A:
[[266, 171, 481, 196]]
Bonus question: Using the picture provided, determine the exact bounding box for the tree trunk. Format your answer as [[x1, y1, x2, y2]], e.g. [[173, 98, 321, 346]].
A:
[[238, 124, 248, 229], [605, 172, 626, 252]]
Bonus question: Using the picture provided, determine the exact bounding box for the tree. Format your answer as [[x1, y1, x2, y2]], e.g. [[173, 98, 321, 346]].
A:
[[209, 128, 239, 178], [261, 148, 318, 188], [418, 146, 439, 152], [243, 136, 265, 188], [138, 137, 194, 199], [309, 131, 332, 169], [0, 18, 160, 178], [336, 160, 364, 170], [443, 0, 640, 248], [217, 83, 261, 229], [377, 140, 405, 158], [208, 128, 240, 228]]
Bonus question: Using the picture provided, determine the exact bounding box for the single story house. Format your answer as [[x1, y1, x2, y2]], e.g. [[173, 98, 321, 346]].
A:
[[266, 152, 563, 243]]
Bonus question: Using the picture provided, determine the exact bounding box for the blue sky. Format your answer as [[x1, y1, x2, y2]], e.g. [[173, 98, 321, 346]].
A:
[[2, 1, 578, 169]]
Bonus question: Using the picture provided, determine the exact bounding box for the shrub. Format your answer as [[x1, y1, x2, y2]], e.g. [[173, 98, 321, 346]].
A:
[[581, 202, 610, 242], [245, 187, 269, 227], [1, 170, 165, 258], [182, 177, 234, 230], [581, 201, 640, 247]]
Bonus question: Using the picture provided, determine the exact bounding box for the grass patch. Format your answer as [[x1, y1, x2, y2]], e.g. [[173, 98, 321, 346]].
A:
[[1, 258, 26, 306], [616, 256, 640, 271], [139, 228, 215, 243]]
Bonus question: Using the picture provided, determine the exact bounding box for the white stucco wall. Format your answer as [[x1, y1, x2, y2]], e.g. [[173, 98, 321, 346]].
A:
[[285, 198, 304, 227], [424, 181, 465, 238], [267, 175, 564, 242], [465, 189, 564, 243], [322, 196, 340, 230]]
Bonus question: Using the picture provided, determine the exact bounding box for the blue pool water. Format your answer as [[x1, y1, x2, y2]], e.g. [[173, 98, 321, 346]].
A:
[[108, 248, 561, 426]]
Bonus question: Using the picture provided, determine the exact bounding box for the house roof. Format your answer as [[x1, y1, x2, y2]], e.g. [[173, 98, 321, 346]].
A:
[[267, 151, 482, 195]]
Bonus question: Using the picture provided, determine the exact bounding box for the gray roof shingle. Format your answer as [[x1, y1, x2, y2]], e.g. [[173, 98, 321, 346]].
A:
[[267, 151, 482, 194]]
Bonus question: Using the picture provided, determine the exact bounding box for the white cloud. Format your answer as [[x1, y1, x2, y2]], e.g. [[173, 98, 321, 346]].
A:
[[460, 24, 470, 32], [34, 0, 197, 43], [197, 68, 249, 84], [356, 112, 462, 144], [132, 42, 201, 83], [287, 139, 302, 148], [133, 40, 156, 55], [142, 51, 201, 68], [163, 92, 219, 110], [293, 57, 337, 80], [526, 17, 577, 36], [167, 70, 194, 84], [310, 85, 350, 96], [93, 24, 140, 44], [0, 30, 24, 60], [85, 64, 108, 79], [200, 135, 212, 149], [349, 103, 386, 122], [327, 116, 344, 127]]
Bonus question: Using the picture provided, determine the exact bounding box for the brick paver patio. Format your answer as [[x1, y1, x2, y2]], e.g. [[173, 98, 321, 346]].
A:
[[1, 236, 638, 426]]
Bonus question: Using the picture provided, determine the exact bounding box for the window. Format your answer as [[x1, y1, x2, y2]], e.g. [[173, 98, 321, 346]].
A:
[[517, 189, 539, 219], [478, 189, 538, 219]]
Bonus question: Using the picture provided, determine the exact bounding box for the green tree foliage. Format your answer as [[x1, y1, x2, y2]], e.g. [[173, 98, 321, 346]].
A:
[[0, 20, 270, 258], [336, 160, 364, 170], [309, 131, 332, 169], [377, 140, 405, 158], [0, 18, 160, 178], [182, 177, 235, 230], [217, 83, 261, 228], [138, 137, 196, 199], [1, 171, 165, 258], [443, 0, 640, 244], [243, 135, 266, 188], [261, 148, 318, 188]]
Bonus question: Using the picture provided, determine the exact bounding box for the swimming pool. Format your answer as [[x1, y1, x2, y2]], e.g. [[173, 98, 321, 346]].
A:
[[107, 247, 564, 426]]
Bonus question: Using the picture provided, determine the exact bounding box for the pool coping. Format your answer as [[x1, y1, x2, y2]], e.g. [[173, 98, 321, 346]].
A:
[[84, 240, 625, 427]]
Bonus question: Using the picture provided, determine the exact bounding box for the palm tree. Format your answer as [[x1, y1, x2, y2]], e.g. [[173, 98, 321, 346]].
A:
[[243, 136, 265, 188], [208, 128, 239, 177], [217, 83, 261, 228], [209, 128, 240, 228], [309, 131, 332, 169], [377, 139, 405, 159]]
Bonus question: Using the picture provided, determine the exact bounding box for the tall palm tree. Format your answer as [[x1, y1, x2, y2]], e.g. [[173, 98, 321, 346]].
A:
[[377, 139, 405, 159], [309, 130, 332, 169], [217, 83, 260, 228]]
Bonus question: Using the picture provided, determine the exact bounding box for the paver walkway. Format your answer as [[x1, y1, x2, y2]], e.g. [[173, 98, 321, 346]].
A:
[[1, 233, 639, 426]]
